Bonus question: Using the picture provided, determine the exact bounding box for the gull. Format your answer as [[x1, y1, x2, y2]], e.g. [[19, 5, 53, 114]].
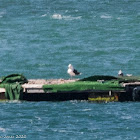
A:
[[118, 70, 123, 76], [126, 74, 132, 77], [67, 64, 81, 79]]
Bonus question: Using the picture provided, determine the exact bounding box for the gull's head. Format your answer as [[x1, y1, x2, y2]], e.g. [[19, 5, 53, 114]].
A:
[[68, 64, 73, 69]]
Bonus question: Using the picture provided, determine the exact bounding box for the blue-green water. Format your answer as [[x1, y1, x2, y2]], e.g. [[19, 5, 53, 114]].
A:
[[0, 0, 140, 139], [0, 101, 140, 140], [0, 0, 140, 79]]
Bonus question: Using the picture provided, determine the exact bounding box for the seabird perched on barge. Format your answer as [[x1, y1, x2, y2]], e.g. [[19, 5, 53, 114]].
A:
[[67, 64, 81, 78], [118, 70, 123, 76]]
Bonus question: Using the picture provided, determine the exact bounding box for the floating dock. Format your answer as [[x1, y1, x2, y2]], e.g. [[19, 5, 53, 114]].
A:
[[0, 79, 140, 102], [1, 74, 140, 102]]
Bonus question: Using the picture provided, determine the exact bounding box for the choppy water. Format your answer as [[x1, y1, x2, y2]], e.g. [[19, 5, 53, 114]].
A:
[[0, 0, 140, 79], [0, 101, 140, 140], [0, 0, 140, 139]]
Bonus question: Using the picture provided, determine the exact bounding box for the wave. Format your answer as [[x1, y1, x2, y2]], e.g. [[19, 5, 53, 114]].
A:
[[100, 15, 112, 19], [52, 14, 62, 19], [0, 127, 6, 132], [51, 13, 81, 20], [121, 115, 132, 120], [0, 11, 6, 18], [82, 108, 92, 111], [100, 14, 121, 20], [41, 13, 82, 20], [41, 14, 47, 17], [63, 15, 82, 20]]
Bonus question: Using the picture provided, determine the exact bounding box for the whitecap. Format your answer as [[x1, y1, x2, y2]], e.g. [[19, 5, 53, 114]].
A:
[[0, 127, 6, 132], [0, 11, 5, 18], [121, 115, 132, 120], [63, 15, 82, 20], [100, 15, 112, 19], [58, 129, 73, 133], [51, 14, 81, 20], [35, 116, 41, 120], [41, 14, 47, 17], [52, 14, 62, 19], [82, 109, 92, 111], [70, 100, 78, 104], [59, 129, 67, 133], [0, 11, 6, 17]]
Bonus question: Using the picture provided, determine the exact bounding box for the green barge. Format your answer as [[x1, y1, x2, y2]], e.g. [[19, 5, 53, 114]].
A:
[[0, 74, 140, 102]]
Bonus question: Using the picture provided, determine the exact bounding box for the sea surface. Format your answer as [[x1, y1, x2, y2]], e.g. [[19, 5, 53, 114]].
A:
[[0, 101, 140, 140], [0, 0, 140, 139]]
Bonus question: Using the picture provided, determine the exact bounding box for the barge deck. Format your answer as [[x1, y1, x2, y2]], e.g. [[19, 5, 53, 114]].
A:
[[0, 79, 140, 102]]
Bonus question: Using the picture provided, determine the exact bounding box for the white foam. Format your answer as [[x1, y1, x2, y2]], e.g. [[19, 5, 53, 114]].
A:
[[83, 108, 92, 111], [121, 115, 132, 120], [59, 129, 67, 133], [0, 127, 6, 132], [51, 13, 81, 20], [41, 14, 47, 17], [63, 15, 82, 20], [52, 14, 62, 19], [35, 116, 41, 120], [100, 15, 112, 19], [0, 11, 6, 18]]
